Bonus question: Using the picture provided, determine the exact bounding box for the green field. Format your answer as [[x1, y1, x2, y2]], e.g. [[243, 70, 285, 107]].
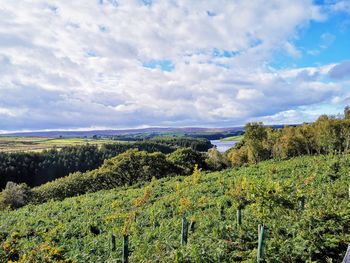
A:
[[0, 137, 118, 152], [0, 154, 349, 262], [220, 135, 244, 141]]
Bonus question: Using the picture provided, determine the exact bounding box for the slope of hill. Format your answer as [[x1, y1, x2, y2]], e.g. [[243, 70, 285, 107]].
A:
[[0, 154, 349, 262]]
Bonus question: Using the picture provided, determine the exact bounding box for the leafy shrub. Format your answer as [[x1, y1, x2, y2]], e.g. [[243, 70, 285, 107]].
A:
[[226, 146, 248, 166], [0, 182, 32, 209], [205, 148, 228, 170], [167, 147, 206, 174]]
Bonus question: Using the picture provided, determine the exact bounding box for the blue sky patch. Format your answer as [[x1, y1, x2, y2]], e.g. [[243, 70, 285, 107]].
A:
[[143, 59, 175, 72], [271, 9, 350, 69], [99, 25, 108, 32], [85, 50, 98, 57], [141, 0, 152, 6], [207, 11, 217, 17], [99, 0, 118, 7], [212, 48, 240, 58]]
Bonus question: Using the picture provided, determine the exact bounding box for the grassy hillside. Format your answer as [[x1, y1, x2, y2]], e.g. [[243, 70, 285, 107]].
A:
[[0, 154, 349, 262], [220, 135, 244, 141]]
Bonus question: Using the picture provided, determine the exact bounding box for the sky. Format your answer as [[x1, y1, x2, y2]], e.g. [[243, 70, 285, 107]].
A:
[[0, 0, 350, 132]]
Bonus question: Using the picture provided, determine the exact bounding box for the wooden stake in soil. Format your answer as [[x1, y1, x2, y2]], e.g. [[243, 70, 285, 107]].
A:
[[181, 216, 189, 245], [122, 235, 129, 263], [257, 224, 265, 262], [237, 209, 242, 226]]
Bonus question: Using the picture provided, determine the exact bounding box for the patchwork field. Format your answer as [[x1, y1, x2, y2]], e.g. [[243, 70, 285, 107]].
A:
[[0, 137, 118, 152]]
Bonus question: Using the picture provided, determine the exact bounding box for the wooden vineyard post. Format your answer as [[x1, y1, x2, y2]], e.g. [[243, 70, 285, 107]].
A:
[[122, 235, 129, 263], [257, 224, 265, 262], [237, 208, 242, 227], [348, 186, 350, 199], [111, 233, 116, 251], [181, 216, 189, 245]]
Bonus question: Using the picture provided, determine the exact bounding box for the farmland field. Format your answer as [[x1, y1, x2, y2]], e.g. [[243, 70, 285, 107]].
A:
[[220, 135, 244, 141], [0, 153, 349, 262], [0, 137, 118, 152]]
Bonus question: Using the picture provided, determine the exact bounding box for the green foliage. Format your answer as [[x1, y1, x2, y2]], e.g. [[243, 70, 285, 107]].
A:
[[227, 108, 350, 166], [345, 106, 350, 120], [0, 154, 349, 262], [206, 147, 228, 171], [30, 149, 176, 203], [149, 137, 213, 152], [167, 147, 206, 174], [0, 141, 184, 189], [0, 182, 32, 209]]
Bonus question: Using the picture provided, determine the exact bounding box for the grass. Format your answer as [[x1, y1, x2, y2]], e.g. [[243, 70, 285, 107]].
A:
[[220, 135, 244, 141], [0, 154, 349, 262], [0, 136, 119, 152]]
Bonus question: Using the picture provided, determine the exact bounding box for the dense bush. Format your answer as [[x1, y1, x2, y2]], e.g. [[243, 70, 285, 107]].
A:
[[167, 147, 206, 174], [205, 147, 228, 170], [31, 149, 176, 203], [0, 182, 32, 209]]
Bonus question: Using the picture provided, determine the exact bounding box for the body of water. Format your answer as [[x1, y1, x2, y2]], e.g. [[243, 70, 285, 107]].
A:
[[210, 140, 238, 153]]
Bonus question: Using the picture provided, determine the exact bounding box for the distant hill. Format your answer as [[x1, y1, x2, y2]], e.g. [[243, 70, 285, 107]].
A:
[[1, 127, 244, 138], [0, 125, 293, 139]]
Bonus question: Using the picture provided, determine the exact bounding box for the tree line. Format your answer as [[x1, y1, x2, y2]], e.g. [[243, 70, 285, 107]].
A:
[[227, 107, 350, 166], [0, 138, 212, 189]]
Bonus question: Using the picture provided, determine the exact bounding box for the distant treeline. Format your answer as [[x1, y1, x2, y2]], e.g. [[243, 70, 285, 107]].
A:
[[182, 131, 245, 140], [111, 132, 245, 141], [0, 138, 212, 189], [227, 107, 350, 166], [149, 137, 213, 151]]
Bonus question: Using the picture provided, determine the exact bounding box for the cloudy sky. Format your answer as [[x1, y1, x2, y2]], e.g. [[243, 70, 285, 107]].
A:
[[0, 0, 350, 132]]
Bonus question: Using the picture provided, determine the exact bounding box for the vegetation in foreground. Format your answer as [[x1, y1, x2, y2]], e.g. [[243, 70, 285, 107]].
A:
[[0, 153, 349, 262]]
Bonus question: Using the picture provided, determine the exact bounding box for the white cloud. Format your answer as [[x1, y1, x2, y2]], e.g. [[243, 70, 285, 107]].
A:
[[331, 0, 350, 14], [0, 0, 344, 131], [284, 42, 302, 59]]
